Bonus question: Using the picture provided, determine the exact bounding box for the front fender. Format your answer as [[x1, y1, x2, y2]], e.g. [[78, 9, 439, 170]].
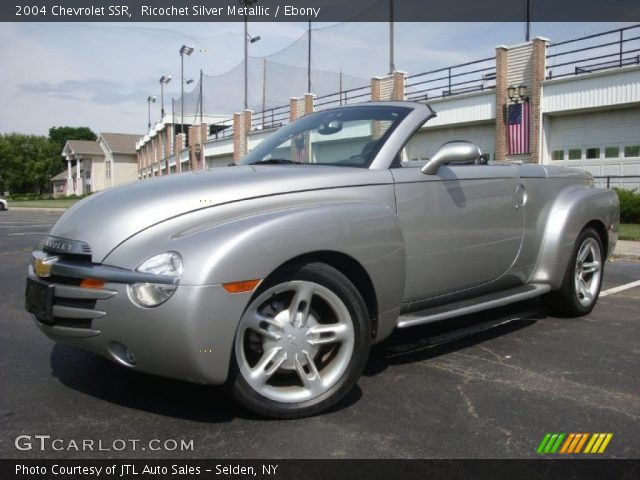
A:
[[104, 188, 405, 346], [531, 185, 619, 288]]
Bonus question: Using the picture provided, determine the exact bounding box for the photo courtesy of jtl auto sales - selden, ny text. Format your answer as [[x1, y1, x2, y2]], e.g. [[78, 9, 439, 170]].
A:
[[1, 0, 640, 479]]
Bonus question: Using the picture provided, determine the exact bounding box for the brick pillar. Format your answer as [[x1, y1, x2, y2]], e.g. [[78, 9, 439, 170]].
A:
[[244, 110, 253, 157], [289, 97, 305, 122], [154, 135, 163, 176], [232, 113, 244, 163], [188, 125, 197, 170], [175, 134, 184, 173], [165, 127, 173, 173], [371, 77, 381, 101], [494, 46, 508, 161], [199, 124, 208, 169], [530, 37, 548, 164], [304, 94, 315, 115], [392, 71, 406, 100]]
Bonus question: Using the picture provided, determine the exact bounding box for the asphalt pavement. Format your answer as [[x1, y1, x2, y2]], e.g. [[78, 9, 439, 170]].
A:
[[1, 210, 639, 459]]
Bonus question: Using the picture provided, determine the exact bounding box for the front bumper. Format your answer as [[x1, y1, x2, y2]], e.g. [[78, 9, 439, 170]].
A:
[[27, 265, 252, 385]]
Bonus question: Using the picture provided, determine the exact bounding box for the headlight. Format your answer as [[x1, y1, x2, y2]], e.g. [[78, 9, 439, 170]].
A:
[[129, 252, 182, 307]]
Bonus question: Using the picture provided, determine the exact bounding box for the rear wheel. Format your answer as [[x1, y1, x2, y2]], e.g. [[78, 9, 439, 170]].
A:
[[545, 227, 604, 317], [226, 262, 371, 419]]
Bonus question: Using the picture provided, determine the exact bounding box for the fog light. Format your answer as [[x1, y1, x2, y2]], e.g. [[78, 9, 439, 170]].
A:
[[129, 282, 178, 307], [109, 341, 137, 367]]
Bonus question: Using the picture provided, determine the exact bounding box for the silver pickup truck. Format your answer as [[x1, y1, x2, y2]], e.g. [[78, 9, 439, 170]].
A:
[[26, 102, 619, 418]]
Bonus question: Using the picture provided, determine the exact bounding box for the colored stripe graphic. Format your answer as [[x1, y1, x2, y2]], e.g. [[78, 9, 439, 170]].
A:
[[537, 433, 565, 454], [574, 433, 589, 453], [539, 433, 613, 454]]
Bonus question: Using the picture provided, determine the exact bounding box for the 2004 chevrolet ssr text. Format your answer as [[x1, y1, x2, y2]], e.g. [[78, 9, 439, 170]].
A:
[[25, 102, 619, 418]]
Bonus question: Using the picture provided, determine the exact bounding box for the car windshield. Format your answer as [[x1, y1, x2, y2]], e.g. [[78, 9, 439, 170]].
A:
[[240, 105, 412, 168]]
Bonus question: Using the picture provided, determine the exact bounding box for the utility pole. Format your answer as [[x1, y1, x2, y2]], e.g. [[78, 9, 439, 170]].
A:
[[308, 20, 312, 93], [389, 0, 395, 73], [525, 0, 531, 42], [199, 69, 203, 125], [244, 15, 248, 109]]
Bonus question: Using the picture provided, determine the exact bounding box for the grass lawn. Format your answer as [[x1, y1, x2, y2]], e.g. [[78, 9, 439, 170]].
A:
[[620, 224, 640, 241], [8, 199, 80, 208]]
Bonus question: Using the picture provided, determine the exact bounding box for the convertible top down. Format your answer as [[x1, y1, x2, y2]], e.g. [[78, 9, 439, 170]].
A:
[[26, 102, 619, 418]]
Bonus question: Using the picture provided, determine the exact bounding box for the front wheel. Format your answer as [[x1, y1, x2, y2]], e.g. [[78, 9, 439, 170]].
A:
[[226, 262, 371, 419], [545, 227, 604, 317]]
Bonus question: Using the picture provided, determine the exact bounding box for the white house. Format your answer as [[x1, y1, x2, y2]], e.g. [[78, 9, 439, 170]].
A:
[[55, 132, 141, 197]]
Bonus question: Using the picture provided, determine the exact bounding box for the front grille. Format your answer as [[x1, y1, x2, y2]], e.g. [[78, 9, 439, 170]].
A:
[[30, 275, 111, 329], [54, 317, 93, 329], [42, 249, 92, 263], [54, 298, 98, 310]]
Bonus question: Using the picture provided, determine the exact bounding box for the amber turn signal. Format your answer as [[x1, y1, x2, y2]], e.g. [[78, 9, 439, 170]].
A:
[[80, 278, 105, 289], [222, 279, 261, 293]]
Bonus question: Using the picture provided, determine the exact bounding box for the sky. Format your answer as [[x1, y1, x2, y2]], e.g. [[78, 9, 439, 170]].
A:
[[0, 21, 634, 136]]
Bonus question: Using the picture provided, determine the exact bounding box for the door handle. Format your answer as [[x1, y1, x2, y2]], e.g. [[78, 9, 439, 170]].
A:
[[515, 184, 527, 209]]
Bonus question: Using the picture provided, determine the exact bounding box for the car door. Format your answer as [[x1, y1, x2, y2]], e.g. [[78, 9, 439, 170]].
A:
[[391, 163, 525, 303]]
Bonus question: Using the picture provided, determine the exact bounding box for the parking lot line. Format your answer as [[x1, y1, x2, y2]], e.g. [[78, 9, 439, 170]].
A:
[[600, 279, 640, 297], [7, 232, 48, 236]]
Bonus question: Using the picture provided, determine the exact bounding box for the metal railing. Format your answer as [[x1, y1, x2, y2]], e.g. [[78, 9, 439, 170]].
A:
[[546, 24, 640, 80], [315, 84, 372, 111], [405, 56, 496, 101], [208, 118, 234, 140], [593, 175, 640, 190], [251, 104, 290, 132]]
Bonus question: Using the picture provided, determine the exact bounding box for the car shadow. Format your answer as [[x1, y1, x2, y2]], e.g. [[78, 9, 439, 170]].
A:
[[364, 299, 545, 377], [50, 343, 362, 423], [50, 300, 544, 422]]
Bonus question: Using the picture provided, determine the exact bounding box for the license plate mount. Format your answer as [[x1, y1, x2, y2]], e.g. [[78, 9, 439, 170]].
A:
[[25, 278, 55, 324]]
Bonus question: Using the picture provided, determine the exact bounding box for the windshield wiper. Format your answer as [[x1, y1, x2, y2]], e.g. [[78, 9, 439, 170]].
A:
[[251, 158, 300, 165]]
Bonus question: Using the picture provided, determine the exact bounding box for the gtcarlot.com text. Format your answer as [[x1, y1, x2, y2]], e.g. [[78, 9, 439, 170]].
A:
[[14, 434, 194, 452]]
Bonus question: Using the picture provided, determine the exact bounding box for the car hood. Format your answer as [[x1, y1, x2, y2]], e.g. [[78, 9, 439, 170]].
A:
[[49, 165, 391, 262]]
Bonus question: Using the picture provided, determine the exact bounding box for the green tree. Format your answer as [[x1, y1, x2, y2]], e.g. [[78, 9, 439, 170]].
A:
[[48, 126, 97, 155], [0, 134, 59, 195]]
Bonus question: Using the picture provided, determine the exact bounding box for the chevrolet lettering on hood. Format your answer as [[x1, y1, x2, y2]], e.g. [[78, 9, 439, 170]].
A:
[[24, 102, 619, 419]]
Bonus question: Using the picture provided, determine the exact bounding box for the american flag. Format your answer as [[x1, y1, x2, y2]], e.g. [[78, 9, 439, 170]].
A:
[[507, 101, 530, 155]]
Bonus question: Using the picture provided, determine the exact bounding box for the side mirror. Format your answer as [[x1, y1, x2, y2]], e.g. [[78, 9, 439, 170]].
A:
[[421, 141, 482, 175]]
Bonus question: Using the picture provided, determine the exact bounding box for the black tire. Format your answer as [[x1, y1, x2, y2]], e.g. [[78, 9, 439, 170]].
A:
[[544, 227, 604, 317], [226, 262, 371, 419]]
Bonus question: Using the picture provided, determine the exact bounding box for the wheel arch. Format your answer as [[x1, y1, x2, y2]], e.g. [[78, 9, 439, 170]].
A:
[[264, 250, 380, 339], [531, 185, 618, 289]]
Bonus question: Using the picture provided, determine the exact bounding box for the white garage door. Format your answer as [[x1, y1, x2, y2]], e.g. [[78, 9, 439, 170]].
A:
[[545, 107, 640, 189], [405, 122, 496, 161], [206, 155, 234, 168]]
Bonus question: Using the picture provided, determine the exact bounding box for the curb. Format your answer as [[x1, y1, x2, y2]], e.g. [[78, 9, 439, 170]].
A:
[[613, 253, 640, 262], [4, 207, 67, 213]]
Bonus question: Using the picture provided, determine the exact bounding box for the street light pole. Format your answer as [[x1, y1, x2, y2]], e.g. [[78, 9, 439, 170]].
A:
[[240, 0, 260, 110], [147, 96, 157, 129], [244, 17, 248, 110], [159, 75, 172, 119], [179, 45, 194, 137]]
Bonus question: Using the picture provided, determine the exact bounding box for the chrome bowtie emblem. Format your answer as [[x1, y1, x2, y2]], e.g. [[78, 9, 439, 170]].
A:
[[32, 252, 59, 278]]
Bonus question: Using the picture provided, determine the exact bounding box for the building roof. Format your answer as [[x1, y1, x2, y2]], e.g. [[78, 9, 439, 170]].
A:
[[99, 133, 141, 155], [64, 140, 103, 156], [51, 170, 68, 181]]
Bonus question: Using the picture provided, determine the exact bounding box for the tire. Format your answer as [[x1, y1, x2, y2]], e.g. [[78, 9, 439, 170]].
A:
[[226, 262, 371, 419], [544, 227, 604, 317]]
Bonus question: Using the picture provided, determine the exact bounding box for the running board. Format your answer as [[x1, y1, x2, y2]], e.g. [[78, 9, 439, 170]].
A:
[[396, 284, 551, 329]]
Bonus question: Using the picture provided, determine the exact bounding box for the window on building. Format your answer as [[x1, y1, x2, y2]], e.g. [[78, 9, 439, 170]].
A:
[[106, 160, 112, 179], [624, 145, 640, 157], [568, 149, 582, 160], [605, 147, 619, 158], [585, 148, 600, 159], [552, 150, 564, 160]]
